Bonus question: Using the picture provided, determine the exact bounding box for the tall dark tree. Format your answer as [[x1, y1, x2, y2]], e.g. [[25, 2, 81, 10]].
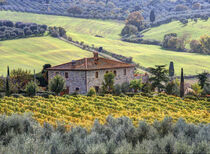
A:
[[180, 68, 185, 98], [169, 61, 175, 78], [150, 10, 155, 23], [197, 72, 208, 89], [6, 66, 10, 96], [149, 65, 169, 92]]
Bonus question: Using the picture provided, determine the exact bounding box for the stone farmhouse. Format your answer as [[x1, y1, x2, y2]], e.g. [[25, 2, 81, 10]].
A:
[[47, 52, 135, 94]]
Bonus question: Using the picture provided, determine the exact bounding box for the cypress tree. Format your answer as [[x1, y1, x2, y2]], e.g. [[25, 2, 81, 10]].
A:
[[169, 61, 175, 78], [6, 66, 10, 96], [180, 68, 185, 97], [33, 69, 36, 82], [150, 10, 156, 23]]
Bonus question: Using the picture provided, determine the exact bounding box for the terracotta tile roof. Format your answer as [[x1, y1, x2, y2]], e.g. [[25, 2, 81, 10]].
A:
[[46, 57, 135, 71]]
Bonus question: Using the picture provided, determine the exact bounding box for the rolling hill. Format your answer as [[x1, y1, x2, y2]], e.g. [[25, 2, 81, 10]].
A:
[[143, 19, 210, 42], [0, 11, 210, 75], [0, 37, 91, 75]]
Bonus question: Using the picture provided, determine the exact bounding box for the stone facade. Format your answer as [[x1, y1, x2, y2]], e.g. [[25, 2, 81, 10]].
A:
[[86, 68, 134, 92], [48, 71, 87, 94], [48, 67, 135, 94]]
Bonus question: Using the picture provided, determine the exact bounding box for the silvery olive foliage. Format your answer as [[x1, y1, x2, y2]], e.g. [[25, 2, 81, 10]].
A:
[[0, 114, 209, 154]]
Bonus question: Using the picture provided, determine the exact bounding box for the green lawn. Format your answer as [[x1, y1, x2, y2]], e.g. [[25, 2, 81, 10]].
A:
[[143, 19, 210, 42], [0, 37, 91, 75], [0, 11, 210, 75]]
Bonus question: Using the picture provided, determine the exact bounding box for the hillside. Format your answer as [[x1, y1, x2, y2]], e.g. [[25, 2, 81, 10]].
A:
[[0, 11, 210, 75], [1, 0, 210, 22], [0, 37, 91, 75], [143, 19, 210, 42]]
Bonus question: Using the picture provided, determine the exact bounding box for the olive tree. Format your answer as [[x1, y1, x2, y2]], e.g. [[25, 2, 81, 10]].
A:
[[49, 75, 65, 95]]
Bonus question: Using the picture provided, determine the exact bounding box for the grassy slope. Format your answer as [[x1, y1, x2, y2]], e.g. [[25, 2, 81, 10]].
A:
[[0, 11, 210, 75], [143, 19, 210, 41], [0, 37, 91, 75]]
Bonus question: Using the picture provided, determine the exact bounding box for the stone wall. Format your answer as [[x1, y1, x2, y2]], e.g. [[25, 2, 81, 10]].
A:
[[86, 67, 135, 92], [48, 67, 135, 94], [48, 71, 87, 94]]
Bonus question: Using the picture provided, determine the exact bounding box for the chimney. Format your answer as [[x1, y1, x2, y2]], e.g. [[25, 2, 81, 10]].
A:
[[93, 52, 99, 64], [72, 60, 76, 66]]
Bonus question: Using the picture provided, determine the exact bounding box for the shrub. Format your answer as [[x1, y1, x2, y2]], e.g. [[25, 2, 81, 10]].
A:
[[125, 11, 145, 31], [25, 81, 38, 97], [203, 79, 210, 95], [192, 3, 201, 10], [162, 33, 188, 51], [175, 5, 188, 11], [165, 80, 179, 96], [141, 82, 152, 93], [200, 35, 210, 54], [67, 6, 82, 15], [113, 84, 122, 96], [87, 87, 96, 96], [121, 24, 138, 36], [130, 79, 143, 93], [102, 72, 115, 94], [121, 82, 130, 93], [190, 40, 202, 53], [179, 19, 188, 25], [191, 83, 203, 96], [0, 114, 209, 153], [49, 75, 65, 95]]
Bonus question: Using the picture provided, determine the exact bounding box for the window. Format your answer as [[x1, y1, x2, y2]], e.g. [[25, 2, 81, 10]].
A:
[[76, 87, 80, 91], [65, 72, 69, 78], [114, 70, 117, 76], [95, 72, 99, 78], [95, 86, 99, 93], [124, 69, 126, 75], [55, 72, 59, 75], [106, 71, 109, 74]]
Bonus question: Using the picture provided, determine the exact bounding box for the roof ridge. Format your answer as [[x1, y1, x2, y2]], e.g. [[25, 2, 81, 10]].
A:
[[47, 55, 135, 71]]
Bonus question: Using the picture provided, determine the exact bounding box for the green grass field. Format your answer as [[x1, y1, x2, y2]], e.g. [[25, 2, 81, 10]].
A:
[[0, 37, 91, 75], [0, 11, 210, 75], [143, 19, 210, 42]]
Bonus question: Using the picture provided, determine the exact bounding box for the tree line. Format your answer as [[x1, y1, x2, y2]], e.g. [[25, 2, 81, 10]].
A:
[[1, 62, 209, 99], [0, 20, 47, 41]]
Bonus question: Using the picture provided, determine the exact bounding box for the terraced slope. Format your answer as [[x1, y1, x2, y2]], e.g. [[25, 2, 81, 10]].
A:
[[0, 11, 210, 75]]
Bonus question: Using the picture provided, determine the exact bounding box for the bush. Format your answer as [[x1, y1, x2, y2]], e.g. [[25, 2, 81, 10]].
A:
[[0, 20, 47, 41], [121, 82, 130, 93], [200, 35, 210, 54], [130, 79, 142, 93], [190, 40, 202, 53], [25, 81, 38, 97], [203, 79, 210, 95], [113, 84, 122, 96], [0, 114, 209, 153], [162, 33, 188, 51], [121, 24, 138, 36], [49, 75, 65, 95], [165, 80, 179, 96], [102, 72, 115, 94], [175, 5, 188, 11], [87, 87, 96, 96], [142, 82, 152, 93]]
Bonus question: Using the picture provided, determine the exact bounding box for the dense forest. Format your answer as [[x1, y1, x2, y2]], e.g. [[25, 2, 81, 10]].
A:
[[0, 0, 210, 23]]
